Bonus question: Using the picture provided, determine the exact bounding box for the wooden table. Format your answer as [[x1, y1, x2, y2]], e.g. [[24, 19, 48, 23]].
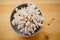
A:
[[0, 0, 60, 40]]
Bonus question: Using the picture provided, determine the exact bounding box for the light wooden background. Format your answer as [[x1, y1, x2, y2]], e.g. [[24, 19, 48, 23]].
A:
[[0, 0, 60, 40]]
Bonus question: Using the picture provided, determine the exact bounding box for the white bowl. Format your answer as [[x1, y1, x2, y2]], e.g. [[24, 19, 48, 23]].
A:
[[10, 2, 44, 37]]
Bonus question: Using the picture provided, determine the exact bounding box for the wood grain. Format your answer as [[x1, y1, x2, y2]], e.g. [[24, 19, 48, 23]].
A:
[[0, 1, 60, 40]]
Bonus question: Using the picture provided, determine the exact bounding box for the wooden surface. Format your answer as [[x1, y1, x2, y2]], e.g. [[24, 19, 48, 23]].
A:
[[0, 0, 60, 40]]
